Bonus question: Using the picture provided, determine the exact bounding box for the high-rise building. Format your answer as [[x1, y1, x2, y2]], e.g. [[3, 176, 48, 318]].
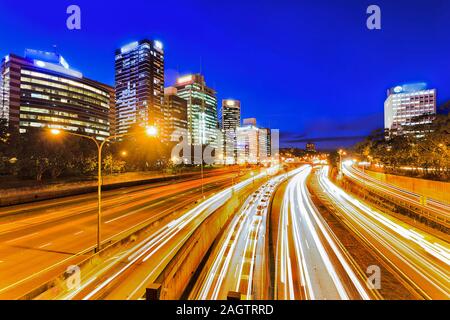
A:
[[258, 128, 271, 161], [237, 124, 259, 164], [220, 99, 241, 164], [0, 49, 114, 139], [163, 87, 188, 141], [221, 99, 240, 130], [236, 119, 272, 164], [115, 39, 164, 135], [384, 83, 436, 136], [174, 74, 218, 147], [243, 118, 256, 126]]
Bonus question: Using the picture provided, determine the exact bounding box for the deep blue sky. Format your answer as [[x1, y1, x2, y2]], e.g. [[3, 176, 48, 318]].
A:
[[1, 0, 449, 150]]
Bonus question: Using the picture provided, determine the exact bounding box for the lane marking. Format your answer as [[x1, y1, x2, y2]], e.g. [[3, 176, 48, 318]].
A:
[[5, 232, 39, 243], [39, 242, 52, 249]]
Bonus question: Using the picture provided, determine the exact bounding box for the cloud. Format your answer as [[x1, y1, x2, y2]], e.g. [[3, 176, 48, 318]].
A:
[[279, 112, 382, 150]]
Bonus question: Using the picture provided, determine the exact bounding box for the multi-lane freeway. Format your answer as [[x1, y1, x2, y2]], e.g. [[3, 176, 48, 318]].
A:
[[317, 166, 449, 299], [0, 168, 247, 299], [274, 166, 371, 300], [54, 169, 271, 300], [0, 162, 448, 300], [342, 162, 450, 228], [191, 171, 290, 300]]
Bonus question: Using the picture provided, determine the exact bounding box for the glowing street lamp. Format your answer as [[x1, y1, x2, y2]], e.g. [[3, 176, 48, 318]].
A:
[[338, 149, 347, 177], [146, 126, 157, 137], [50, 128, 61, 136]]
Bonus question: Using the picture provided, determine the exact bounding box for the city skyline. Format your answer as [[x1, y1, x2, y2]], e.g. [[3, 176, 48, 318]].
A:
[[1, 0, 450, 150]]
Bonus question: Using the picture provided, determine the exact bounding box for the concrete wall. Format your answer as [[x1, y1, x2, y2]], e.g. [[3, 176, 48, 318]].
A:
[[154, 183, 258, 300], [366, 170, 450, 204], [0, 167, 237, 207]]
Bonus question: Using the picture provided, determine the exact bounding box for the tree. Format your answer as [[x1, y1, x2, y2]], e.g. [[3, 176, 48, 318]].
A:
[[353, 112, 450, 181], [13, 128, 83, 181], [117, 124, 171, 172], [103, 154, 126, 174]]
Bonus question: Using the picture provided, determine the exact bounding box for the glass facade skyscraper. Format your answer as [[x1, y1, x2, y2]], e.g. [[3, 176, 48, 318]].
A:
[[174, 74, 218, 147], [221, 99, 240, 131], [220, 99, 241, 164], [0, 50, 114, 140], [115, 39, 164, 135]]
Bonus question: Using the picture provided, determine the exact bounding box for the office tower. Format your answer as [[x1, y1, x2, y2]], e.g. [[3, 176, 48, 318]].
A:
[[221, 99, 240, 130], [384, 83, 436, 136], [237, 124, 259, 164], [221, 99, 241, 164], [243, 118, 256, 126], [163, 87, 188, 141], [174, 74, 218, 147], [115, 39, 164, 135], [258, 128, 271, 162], [237, 118, 274, 164], [0, 49, 114, 139]]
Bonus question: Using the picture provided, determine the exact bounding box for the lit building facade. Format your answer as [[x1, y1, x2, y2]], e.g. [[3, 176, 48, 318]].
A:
[[221, 99, 241, 164], [163, 87, 188, 141], [115, 39, 164, 135], [0, 50, 114, 139], [258, 128, 271, 162], [237, 124, 259, 164], [221, 99, 240, 131], [243, 118, 256, 126], [237, 119, 272, 165], [384, 83, 436, 136], [174, 74, 218, 147]]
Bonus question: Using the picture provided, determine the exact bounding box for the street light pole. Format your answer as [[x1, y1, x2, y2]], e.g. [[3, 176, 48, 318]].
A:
[[97, 139, 105, 253], [338, 149, 346, 179], [201, 148, 204, 199], [50, 126, 157, 252]]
